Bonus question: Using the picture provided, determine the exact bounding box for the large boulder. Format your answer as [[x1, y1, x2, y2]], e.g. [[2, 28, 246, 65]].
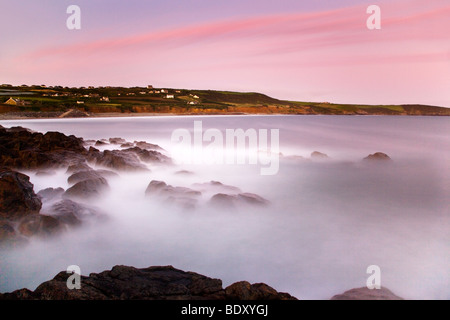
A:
[[145, 180, 201, 209], [67, 169, 118, 185], [18, 214, 63, 238], [225, 281, 295, 300], [87, 148, 148, 171], [37, 187, 65, 201], [0, 168, 42, 220], [0, 265, 297, 300], [43, 199, 106, 226], [0, 127, 86, 169], [330, 287, 403, 300], [63, 177, 110, 200]]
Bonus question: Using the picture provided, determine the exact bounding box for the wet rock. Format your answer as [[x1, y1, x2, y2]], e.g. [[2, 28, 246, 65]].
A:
[[311, 151, 329, 159], [18, 214, 63, 238], [363, 152, 391, 161], [330, 287, 403, 300], [124, 147, 171, 164], [0, 265, 298, 300], [44, 199, 105, 226], [66, 163, 93, 174], [87, 148, 148, 171], [37, 187, 65, 201], [145, 180, 201, 209], [95, 140, 108, 147], [0, 127, 86, 169], [225, 281, 296, 300], [120, 142, 134, 148], [67, 169, 118, 185], [0, 169, 42, 220], [64, 177, 110, 200], [145, 180, 201, 198], [134, 141, 164, 151]]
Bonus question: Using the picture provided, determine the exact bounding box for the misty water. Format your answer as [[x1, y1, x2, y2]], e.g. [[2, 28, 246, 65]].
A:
[[0, 115, 449, 299]]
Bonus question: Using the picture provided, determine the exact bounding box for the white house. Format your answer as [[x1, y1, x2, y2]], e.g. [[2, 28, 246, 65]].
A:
[[77, 101, 85, 104], [100, 96, 110, 102], [165, 94, 175, 99]]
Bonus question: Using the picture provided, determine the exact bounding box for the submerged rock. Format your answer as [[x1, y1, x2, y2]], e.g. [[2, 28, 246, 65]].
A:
[[0, 265, 297, 300], [64, 177, 110, 200], [145, 180, 201, 209], [363, 152, 391, 161], [209, 192, 270, 208], [67, 169, 118, 185], [44, 199, 105, 226], [191, 181, 242, 194], [87, 148, 149, 171], [37, 187, 65, 201], [311, 151, 329, 159], [17, 214, 63, 238], [109, 137, 127, 145]]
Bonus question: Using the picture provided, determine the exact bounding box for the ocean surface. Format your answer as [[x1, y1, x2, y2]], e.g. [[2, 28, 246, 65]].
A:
[[0, 115, 449, 299]]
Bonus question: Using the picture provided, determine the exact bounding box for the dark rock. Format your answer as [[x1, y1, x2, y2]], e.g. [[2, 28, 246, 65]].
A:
[[0, 169, 42, 220], [66, 162, 93, 174], [145, 180, 201, 198], [64, 177, 110, 200], [95, 140, 108, 146], [18, 214, 63, 238], [225, 281, 296, 300], [0, 127, 86, 169], [145, 180, 201, 209], [134, 141, 164, 151], [330, 287, 403, 300], [109, 137, 127, 145], [123, 147, 171, 164], [0, 265, 297, 300], [67, 169, 118, 185], [44, 199, 105, 226], [120, 142, 134, 148], [37, 187, 65, 201], [363, 152, 391, 161], [87, 149, 148, 171]]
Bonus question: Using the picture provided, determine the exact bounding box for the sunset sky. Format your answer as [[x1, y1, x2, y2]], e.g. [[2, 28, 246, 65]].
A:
[[0, 0, 449, 106]]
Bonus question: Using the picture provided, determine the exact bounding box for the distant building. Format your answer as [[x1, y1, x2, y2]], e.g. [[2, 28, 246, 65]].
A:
[[147, 85, 153, 89], [77, 101, 85, 104], [187, 101, 198, 105], [139, 92, 147, 95], [100, 96, 110, 102], [161, 89, 168, 93], [4, 97, 25, 106], [175, 90, 181, 93], [165, 94, 175, 99]]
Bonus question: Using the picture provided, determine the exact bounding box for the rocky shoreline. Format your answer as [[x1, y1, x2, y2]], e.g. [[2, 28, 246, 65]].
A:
[[0, 264, 402, 300], [0, 124, 402, 300]]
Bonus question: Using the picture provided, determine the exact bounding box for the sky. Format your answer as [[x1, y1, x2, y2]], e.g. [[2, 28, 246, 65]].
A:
[[0, 0, 449, 106]]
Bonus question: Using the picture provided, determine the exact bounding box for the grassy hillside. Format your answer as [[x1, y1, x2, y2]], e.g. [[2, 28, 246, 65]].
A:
[[1, 85, 449, 117]]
